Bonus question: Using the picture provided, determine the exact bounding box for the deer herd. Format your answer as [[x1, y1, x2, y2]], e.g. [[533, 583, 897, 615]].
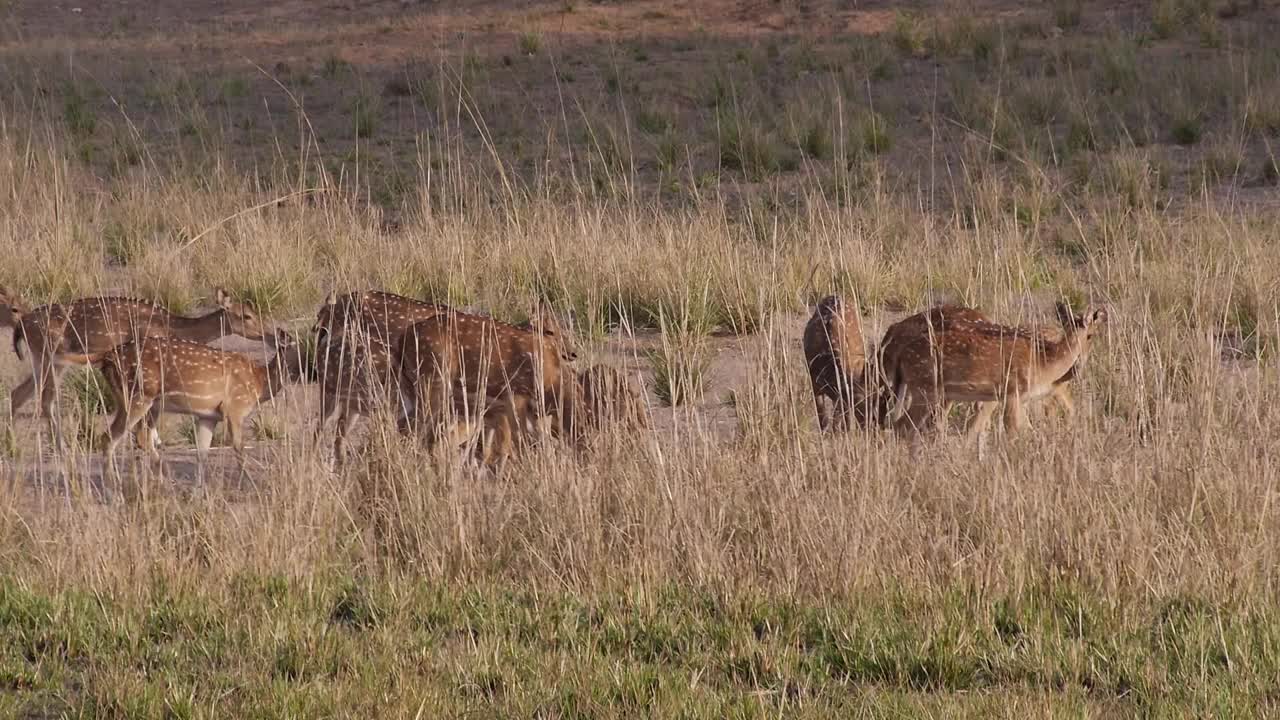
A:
[[0, 283, 1106, 474]]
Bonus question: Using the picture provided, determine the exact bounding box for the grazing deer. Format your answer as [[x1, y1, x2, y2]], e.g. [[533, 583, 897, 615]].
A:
[[455, 360, 641, 470], [62, 331, 309, 471], [802, 295, 869, 431], [6, 289, 272, 445], [397, 305, 576, 454], [880, 302, 1107, 441], [564, 363, 649, 447], [874, 305, 1080, 431], [309, 291, 451, 465]]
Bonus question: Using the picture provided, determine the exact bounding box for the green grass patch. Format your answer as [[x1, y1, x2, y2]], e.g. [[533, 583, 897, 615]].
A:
[[0, 578, 1277, 716]]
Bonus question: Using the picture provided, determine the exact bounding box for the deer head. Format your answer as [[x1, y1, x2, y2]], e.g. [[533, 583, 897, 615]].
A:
[[521, 302, 576, 362], [0, 284, 26, 330], [267, 329, 316, 387], [1055, 301, 1108, 365], [213, 288, 270, 341]]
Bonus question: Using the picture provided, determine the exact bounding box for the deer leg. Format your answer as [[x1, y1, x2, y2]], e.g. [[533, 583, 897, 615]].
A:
[[1003, 395, 1028, 433], [503, 392, 525, 454], [812, 386, 831, 432], [8, 374, 35, 417], [895, 387, 942, 439], [333, 410, 356, 468], [835, 374, 863, 432], [226, 415, 247, 478], [966, 402, 999, 445], [107, 399, 155, 460], [832, 392, 851, 433], [193, 418, 217, 454], [37, 365, 66, 451], [423, 377, 452, 451], [188, 417, 217, 482], [1049, 385, 1075, 419], [395, 382, 416, 436], [10, 345, 52, 415], [313, 393, 339, 454], [482, 395, 522, 473], [135, 404, 163, 451]]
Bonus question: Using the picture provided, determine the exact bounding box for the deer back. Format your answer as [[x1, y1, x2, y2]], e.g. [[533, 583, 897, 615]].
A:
[[314, 290, 446, 347], [103, 337, 260, 402], [401, 311, 566, 402]]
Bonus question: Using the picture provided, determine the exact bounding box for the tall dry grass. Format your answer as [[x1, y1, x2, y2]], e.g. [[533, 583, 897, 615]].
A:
[[0, 109, 1277, 612]]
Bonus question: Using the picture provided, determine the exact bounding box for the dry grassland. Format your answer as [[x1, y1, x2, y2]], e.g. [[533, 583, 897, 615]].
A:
[[1, 0, 1279, 716]]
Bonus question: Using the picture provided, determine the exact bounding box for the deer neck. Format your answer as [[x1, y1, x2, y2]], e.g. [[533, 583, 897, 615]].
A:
[[168, 309, 230, 343], [1036, 327, 1088, 385], [256, 360, 293, 402]]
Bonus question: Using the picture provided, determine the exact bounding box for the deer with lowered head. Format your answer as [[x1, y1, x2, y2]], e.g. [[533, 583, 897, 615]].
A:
[[396, 304, 577, 456], [802, 294, 870, 432], [879, 302, 1107, 441], [4, 288, 272, 446], [309, 291, 450, 465]]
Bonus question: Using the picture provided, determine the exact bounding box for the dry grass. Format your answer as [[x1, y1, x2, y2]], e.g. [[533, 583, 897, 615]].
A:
[[2, 1, 1280, 714]]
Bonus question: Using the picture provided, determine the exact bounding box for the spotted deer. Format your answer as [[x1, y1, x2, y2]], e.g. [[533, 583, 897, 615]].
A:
[[802, 295, 870, 431], [312, 290, 448, 347], [62, 331, 309, 470], [397, 305, 576, 455], [310, 291, 448, 465], [5, 289, 272, 444], [459, 360, 641, 467], [880, 303, 1107, 441], [874, 305, 1080, 432]]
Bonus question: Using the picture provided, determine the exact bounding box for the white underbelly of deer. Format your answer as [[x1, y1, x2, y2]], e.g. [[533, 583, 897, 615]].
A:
[[157, 399, 223, 421]]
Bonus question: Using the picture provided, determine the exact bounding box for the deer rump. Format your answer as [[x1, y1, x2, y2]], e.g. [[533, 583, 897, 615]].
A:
[[396, 314, 567, 440]]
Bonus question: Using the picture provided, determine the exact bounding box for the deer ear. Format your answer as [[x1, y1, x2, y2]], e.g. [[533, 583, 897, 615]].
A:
[[216, 288, 232, 309], [1054, 301, 1078, 328], [1088, 307, 1109, 325], [530, 303, 554, 334]]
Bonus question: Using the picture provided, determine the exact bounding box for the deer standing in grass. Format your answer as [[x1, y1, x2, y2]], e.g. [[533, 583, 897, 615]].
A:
[[453, 362, 644, 470], [63, 331, 310, 471], [396, 305, 576, 467], [879, 302, 1107, 441], [875, 304, 1083, 432], [802, 295, 870, 431], [310, 290, 448, 464], [3, 289, 272, 446]]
